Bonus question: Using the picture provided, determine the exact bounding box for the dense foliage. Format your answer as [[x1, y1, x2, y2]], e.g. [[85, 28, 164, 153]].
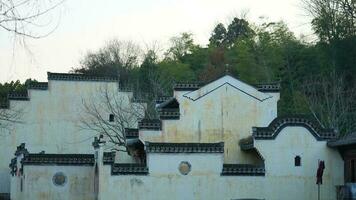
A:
[[2, 0, 355, 134], [0, 79, 35, 106]]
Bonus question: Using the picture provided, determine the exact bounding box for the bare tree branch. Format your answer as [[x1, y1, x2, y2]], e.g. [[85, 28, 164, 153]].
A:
[[300, 71, 356, 134], [79, 85, 146, 152], [0, 0, 64, 38]]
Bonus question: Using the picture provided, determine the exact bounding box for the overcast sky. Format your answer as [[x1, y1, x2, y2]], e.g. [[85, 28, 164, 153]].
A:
[[0, 0, 312, 83]]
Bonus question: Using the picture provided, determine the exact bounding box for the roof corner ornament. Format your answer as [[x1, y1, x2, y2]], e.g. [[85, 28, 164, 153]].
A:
[[14, 143, 28, 156]]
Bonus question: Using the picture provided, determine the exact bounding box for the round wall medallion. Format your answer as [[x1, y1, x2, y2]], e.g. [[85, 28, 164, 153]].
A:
[[178, 161, 191, 175], [52, 172, 67, 186]]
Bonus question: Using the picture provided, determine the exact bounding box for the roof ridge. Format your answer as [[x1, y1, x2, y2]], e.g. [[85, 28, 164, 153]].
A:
[[47, 72, 118, 82]]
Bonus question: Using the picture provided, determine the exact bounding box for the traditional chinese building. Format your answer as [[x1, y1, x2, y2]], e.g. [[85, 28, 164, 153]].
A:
[[2, 73, 349, 200], [0, 72, 141, 199]]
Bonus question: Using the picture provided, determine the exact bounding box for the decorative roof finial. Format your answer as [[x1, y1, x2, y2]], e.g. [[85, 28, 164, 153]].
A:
[[225, 64, 230, 74]]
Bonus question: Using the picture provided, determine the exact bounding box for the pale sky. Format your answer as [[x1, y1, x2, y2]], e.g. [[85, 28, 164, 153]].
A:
[[0, 0, 312, 83]]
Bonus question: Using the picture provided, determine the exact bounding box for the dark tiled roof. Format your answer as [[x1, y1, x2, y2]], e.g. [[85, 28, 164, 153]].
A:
[[111, 163, 148, 175], [239, 136, 254, 151], [253, 116, 337, 141], [22, 153, 94, 166], [138, 119, 161, 130], [8, 92, 29, 101], [254, 83, 280, 92], [328, 132, 356, 147], [47, 72, 118, 82], [155, 96, 172, 104], [221, 164, 265, 176], [125, 128, 139, 139], [103, 152, 116, 165], [28, 82, 48, 90], [173, 75, 280, 94], [156, 98, 180, 120], [158, 108, 180, 120], [173, 82, 201, 91], [156, 97, 179, 109], [146, 142, 224, 153]]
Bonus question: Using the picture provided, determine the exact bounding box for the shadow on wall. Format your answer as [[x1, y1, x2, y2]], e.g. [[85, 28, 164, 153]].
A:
[[0, 193, 10, 200]]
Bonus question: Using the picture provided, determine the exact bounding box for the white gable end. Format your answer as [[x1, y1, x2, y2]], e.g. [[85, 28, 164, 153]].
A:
[[183, 75, 273, 101]]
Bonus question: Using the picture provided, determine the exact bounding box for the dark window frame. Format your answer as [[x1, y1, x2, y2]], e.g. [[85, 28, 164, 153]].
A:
[[109, 114, 114, 122], [295, 155, 301, 167]]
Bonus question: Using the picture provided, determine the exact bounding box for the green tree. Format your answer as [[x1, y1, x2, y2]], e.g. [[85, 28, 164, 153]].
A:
[[226, 17, 255, 47], [165, 33, 196, 61], [209, 23, 227, 47], [0, 79, 36, 129]]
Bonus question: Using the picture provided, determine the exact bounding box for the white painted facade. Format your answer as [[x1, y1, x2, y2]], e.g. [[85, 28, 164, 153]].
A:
[[99, 125, 344, 200], [6, 74, 345, 200], [12, 165, 94, 200], [0, 73, 140, 194], [140, 75, 279, 164]]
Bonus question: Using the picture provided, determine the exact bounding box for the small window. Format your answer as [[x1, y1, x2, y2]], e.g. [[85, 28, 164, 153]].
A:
[[53, 172, 67, 186], [109, 114, 114, 122], [178, 161, 191, 175], [295, 156, 301, 167]]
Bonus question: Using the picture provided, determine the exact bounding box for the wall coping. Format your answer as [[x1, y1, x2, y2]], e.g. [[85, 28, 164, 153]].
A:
[[28, 82, 48, 90], [47, 72, 118, 82], [138, 119, 161, 130], [145, 142, 224, 153], [254, 82, 280, 92], [125, 128, 139, 139], [173, 82, 201, 91], [21, 153, 95, 166], [253, 116, 337, 141], [8, 92, 29, 101], [111, 163, 148, 175], [221, 164, 265, 176]]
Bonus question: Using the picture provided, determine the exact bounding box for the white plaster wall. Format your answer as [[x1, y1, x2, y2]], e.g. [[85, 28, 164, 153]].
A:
[[100, 153, 264, 200], [99, 142, 342, 200], [0, 79, 138, 193], [12, 165, 94, 200], [141, 75, 279, 164], [148, 153, 223, 175], [99, 153, 267, 200], [255, 126, 344, 200]]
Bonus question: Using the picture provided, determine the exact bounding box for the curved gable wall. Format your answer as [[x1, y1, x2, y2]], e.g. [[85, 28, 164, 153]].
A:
[[255, 126, 343, 199]]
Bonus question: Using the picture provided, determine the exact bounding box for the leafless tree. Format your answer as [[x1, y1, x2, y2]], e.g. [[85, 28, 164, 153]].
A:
[[0, 0, 64, 39], [301, 72, 356, 134], [79, 86, 146, 152], [302, 0, 356, 42], [73, 39, 143, 87]]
